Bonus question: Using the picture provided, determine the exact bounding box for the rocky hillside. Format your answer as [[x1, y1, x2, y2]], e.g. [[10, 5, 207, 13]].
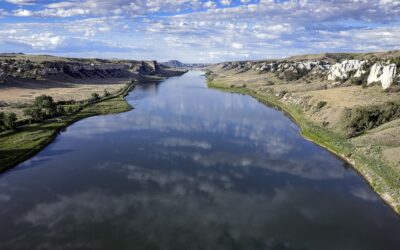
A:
[[213, 51, 400, 90], [0, 54, 184, 83], [207, 50, 400, 214]]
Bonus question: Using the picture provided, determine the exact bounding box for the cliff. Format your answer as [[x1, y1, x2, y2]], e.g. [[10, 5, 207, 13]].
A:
[[0, 54, 185, 83]]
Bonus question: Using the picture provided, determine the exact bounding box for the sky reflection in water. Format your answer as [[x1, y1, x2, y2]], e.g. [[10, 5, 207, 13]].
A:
[[0, 71, 399, 250]]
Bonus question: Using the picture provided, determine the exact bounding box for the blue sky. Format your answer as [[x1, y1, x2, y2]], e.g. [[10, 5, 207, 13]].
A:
[[0, 0, 399, 63]]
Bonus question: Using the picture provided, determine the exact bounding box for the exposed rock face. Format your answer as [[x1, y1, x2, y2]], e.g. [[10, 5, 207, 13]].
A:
[[139, 61, 160, 75], [367, 63, 398, 89], [327, 60, 367, 81], [220, 60, 330, 81], [0, 57, 181, 82], [253, 60, 329, 73]]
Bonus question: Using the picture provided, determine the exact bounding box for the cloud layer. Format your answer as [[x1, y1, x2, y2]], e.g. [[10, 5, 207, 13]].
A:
[[0, 0, 400, 62]]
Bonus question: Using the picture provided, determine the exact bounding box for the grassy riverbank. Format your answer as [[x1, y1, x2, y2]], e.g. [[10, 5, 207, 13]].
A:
[[208, 79, 400, 215], [0, 83, 134, 172]]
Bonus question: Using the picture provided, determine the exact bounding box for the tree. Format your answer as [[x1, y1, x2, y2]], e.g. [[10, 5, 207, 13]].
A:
[[91, 92, 100, 101], [33, 95, 57, 117], [24, 107, 45, 121], [24, 95, 58, 121], [3, 112, 17, 130]]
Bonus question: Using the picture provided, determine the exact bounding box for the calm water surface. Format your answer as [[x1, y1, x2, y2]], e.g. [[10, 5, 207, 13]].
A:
[[0, 71, 400, 250]]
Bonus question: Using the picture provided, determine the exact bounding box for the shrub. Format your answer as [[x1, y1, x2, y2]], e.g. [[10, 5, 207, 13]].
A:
[[351, 77, 363, 85], [103, 89, 110, 97], [56, 105, 65, 115], [65, 106, 74, 114], [91, 92, 100, 101], [277, 90, 288, 98], [316, 101, 327, 109], [347, 102, 400, 136], [389, 57, 400, 65], [3, 112, 17, 130]]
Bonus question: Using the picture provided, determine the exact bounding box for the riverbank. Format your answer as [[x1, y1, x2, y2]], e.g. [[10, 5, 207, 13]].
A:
[[207, 78, 400, 215], [0, 82, 135, 172]]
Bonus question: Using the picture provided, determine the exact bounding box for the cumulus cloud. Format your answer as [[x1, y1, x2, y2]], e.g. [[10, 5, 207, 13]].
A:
[[220, 0, 231, 6], [231, 42, 243, 49], [13, 8, 32, 16], [1, 29, 63, 49], [0, 0, 400, 61], [203, 1, 217, 9]]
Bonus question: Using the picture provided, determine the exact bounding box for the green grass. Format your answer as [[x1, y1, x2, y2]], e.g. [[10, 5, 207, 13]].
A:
[[208, 79, 400, 214], [0, 84, 133, 172]]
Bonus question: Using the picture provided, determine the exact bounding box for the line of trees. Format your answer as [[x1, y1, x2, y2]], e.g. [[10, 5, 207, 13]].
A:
[[24, 91, 106, 122], [0, 90, 109, 132]]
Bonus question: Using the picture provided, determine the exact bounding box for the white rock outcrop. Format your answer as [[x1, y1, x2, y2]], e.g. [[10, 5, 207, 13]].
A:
[[327, 60, 367, 81], [254, 60, 329, 74], [367, 63, 397, 89]]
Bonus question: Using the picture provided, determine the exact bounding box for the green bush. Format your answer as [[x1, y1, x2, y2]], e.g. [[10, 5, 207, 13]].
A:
[[389, 57, 400, 65], [351, 77, 363, 85], [65, 106, 74, 114], [3, 112, 17, 130], [56, 105, 65, 115], [91, 92, 100, 101], [347, 102, 400, 136]]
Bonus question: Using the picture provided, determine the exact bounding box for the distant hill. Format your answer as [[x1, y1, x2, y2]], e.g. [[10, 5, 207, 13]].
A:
[[161, 60, 186, 68], [161, 60, 210, 69], [0, 53, 25, 57]]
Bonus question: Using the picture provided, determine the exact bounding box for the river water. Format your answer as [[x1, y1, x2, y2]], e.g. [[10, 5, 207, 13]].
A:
[[0, 71, 399, 250]]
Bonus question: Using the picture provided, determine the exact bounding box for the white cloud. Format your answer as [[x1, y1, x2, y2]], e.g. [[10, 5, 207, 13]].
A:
[[0, 0, 400, 61], [203, 1, 217, 9], [220, 0, 231, 6], [13, 9, 33, 16], [231, 42, 243, 49], [16, 33, 64, 49], [6, 0, 35, 5]]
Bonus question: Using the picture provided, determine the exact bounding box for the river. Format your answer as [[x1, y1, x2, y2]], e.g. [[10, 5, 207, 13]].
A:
[[0, 71, 399, 249]]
